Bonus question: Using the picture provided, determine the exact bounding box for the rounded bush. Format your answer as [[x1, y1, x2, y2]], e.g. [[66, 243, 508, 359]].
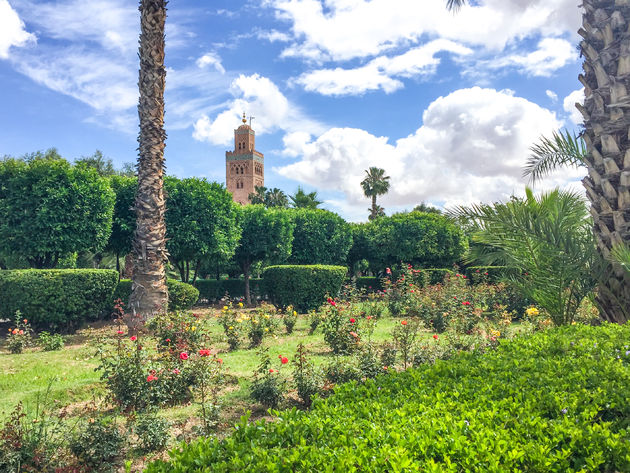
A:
[[263, 265, 347, 312], [113, 279, 199, 311], [0, 269, 118, 330]]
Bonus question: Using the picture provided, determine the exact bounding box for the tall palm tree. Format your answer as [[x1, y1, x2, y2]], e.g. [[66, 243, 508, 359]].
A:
[[249, 185, 267, 205], [128, 0, 169, 330], [265, 188, 289, 208], [289, 186, 322, 209], [361, 167, 390, 220]]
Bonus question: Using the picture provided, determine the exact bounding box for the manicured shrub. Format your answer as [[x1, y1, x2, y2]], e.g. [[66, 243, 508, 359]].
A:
[[263, 265, 347, 312], [147, 323, 630, 472], [113, 279, 199, 311], [194, 278, 264, 303], [0, 269, 118, 330]]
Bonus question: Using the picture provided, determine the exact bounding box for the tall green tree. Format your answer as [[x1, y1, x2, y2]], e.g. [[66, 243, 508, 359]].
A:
[[450, 189, 601, 326], [361, 167, 390, 220], [129, 0, 169, 327], [289, 186, 322, 209], [75, 150, 116, 176], [288, 209, 353, 265], [234, 205, 294, 305], [165, 177, 241, 284], [106, 175, 137, 277], [0, 157, 115, 268]]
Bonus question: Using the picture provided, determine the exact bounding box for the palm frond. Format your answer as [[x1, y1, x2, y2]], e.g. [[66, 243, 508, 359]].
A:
[[524, 130, 587, 183], [446, 0, 467, 11], [610, 244, 630, 274]]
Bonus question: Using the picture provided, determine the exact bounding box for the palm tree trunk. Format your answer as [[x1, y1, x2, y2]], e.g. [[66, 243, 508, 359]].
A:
[[371, 194, 377, 219], [580, 0, 630, 323], [128, 0, 169, 331]]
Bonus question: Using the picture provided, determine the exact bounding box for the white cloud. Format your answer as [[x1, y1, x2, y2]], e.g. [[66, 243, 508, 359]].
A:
[[546, 89, 558, 102], [0, 0, 35, 59], [269, 0, 581, 62], [563, 88, 584, 126], [257, 29, 291, 42], [193, 73, 326, 145], [483, 38, 576, 77], [296, 39, 472, 96], [196, 52, 225, 74], [276, 87, 575, 217]]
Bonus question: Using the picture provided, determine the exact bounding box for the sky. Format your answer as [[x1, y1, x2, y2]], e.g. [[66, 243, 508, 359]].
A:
[[0, 0, 586, 221]]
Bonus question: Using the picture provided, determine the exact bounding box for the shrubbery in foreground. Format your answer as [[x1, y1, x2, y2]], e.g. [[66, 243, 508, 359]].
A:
[[147, 323, 630, 472]]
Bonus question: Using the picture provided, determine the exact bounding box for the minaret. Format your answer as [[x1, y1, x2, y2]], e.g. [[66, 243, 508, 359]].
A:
[[226, 113, 264, 204]]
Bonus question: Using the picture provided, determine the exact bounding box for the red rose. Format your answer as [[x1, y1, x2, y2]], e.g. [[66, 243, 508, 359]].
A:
[[433, 334, 439, 340], [179, 352, 189, 360], [146, 374, 158, 382], [401, 320, 408, 326], [386, 268, 391, 274], [383, 366, 388, 370], [116, 330, 124, 335], [165, 338, 171, 342], [269, 369, 275, 373], [349, 318, 356, 324], [130, 336, 137, 342], [198, 349, 211, 357], [280, 356, 289, 364]]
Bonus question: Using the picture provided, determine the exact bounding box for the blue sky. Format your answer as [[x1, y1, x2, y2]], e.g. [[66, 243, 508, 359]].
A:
[[1, 0, 585, 221]]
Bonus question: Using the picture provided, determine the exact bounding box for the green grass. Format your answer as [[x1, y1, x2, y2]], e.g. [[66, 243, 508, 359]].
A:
[[0, 343, 101, 416]]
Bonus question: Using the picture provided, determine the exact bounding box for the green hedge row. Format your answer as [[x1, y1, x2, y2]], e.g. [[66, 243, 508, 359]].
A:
[[194, 278, 264, 302], [147, 323, 630, 472], [113, 279, 199, 311], [263, 265, 347, 312], [0, 269, 118, 329]]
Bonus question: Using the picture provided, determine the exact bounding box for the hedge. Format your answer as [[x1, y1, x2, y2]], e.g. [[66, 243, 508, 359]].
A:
[[194, 278, 264, 303], [113, 279, 199, 311], [147, 323, 630, 472], [0, 269, 118, 330], [263, 265, 347, 312], [354, 276, 382, 292]]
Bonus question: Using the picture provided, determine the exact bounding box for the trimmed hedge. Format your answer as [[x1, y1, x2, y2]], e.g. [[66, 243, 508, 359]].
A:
[[0, 269, 118, 330], [263, 265, 347, 312], [354, 276, 382, 292], [194, 278, 264, 303], [147, 323, 630, 472], [114, 279, 199, 311]]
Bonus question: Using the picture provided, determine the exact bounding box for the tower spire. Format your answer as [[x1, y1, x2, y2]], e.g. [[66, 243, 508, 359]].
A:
[[242, 112, 247, 124]]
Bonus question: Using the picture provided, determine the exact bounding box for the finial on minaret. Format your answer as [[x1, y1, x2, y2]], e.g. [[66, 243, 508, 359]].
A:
[[242, 112, 247, 124]]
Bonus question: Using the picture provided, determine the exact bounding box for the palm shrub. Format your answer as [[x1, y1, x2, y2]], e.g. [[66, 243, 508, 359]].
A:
[[450, 188, 601, 325]]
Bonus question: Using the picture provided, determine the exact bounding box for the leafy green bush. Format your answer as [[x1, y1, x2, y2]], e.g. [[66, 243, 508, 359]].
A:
[[263, 265, 347, 312], [133, 413, 170, 453], [147, 323, 630, 472], [38, 331, 64, 351], [354, 276, 382, 292], [113, 279, 199, 311], [0, 269, 118, 330], [194, 278, 264, 302], [69, 417, 125, 472]]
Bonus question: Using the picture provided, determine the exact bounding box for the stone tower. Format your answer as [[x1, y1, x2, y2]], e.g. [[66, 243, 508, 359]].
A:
[[226, 113, 264, 205]]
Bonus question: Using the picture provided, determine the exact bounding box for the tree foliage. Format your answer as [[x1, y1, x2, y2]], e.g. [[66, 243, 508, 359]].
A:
[[450, 188, 601, 325], [234, 205, 295, 304], [289, 187, 322, 209], [524, 130, 587, 183], [165, 177, 241, 283], [288, 209, 353, 266], [0, 156, 115, 268], [106, 175, 137, 261]]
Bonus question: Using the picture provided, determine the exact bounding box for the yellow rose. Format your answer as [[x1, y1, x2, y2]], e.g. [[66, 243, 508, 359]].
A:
[[293, 311, 297, 316], [238, 302, 243, 308], [223, 306, 228, 311], [264, 314, 270, 319], [191, 326, 196, 331], [526, 307, 539, 317], [264, 328, 269, 332], [228, 326, 234, 330]]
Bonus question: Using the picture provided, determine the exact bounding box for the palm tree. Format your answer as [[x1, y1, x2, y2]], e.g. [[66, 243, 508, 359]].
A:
[[128, 0, 169, 330], [524, 130, 587, 183], [289, 186, 322, 209], [450, 188, 601, 325], [361, 167, 390, 220], [265, 188, 289, 208], [249, 185, 267, 205]]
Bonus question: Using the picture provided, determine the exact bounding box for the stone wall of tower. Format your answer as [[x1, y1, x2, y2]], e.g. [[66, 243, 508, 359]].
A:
[[226, 122, 264, 205]]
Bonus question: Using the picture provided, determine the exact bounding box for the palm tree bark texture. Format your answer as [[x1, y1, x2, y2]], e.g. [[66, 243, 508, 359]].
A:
[[579, 0, 630, 323], [128, 0, 169, 330]]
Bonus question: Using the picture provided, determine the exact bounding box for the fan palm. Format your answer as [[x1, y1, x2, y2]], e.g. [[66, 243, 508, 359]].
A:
[[450, 188, 601, 325], [249, 185, 267, 205], [361, 167, 391, 220], [265, 188, 289, 208], [289, 186, 322, 209], [128, 0, 169, 329]]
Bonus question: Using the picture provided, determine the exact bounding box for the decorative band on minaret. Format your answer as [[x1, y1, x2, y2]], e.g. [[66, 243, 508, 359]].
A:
[[225, 113, 264, 205]]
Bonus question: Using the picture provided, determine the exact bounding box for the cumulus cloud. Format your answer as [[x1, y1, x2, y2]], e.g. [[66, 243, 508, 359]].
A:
[[193, 73, 326, 145], [269, 0, 581, 62], [482, 38, 577, 77], [546, 89, 558, 102], [196, 52, 225, 74], [0, 0, 35, 59], [276, 87, 576, 216], [296, 39, 472, 96], [563, 88, 584, 125]]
